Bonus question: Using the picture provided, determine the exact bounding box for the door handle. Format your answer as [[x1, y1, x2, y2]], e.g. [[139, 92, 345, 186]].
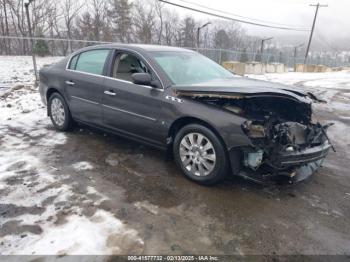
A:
[[65, 80, 75, 86], [104, 90, 116, 96]]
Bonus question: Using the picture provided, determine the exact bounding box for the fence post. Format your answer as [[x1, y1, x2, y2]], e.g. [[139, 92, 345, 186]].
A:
[[24, 1, 38, 85]]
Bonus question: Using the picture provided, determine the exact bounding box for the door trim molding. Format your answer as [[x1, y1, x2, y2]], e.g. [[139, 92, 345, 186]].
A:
[[71, 95, 99, 105], [102, 104, 156, 122]]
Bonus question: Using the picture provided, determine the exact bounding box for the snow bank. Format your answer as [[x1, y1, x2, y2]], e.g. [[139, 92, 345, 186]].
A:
[[0, 56, 63, 96], [12, 210, 144, 255], [0, 85, 143, 255], [248, 71, 350, 90]]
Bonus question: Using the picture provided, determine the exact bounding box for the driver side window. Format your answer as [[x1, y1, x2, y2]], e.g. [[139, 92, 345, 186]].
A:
[[112, 53, 149, 82]]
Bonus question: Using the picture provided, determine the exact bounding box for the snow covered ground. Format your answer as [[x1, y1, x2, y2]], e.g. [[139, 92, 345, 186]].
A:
[[0, 56, 143, 255], [0, 56, 350, 255], [0, 56, 62, 94]]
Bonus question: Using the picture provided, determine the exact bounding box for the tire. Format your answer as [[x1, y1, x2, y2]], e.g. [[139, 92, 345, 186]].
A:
[[173, 124, 229, 185], [48, 92, 73, 131]]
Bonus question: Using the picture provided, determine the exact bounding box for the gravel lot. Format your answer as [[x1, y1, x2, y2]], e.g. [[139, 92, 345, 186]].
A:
[[0, 56, 350, 255]]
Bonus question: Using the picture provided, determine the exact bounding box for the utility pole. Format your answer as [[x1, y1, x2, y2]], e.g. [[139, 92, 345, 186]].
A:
[[304, 3, 328, 65], [24, 0, 38, 84], [260, 37, 273, 63], [197, 22, 211, 51], [294, 44, 304, 71]]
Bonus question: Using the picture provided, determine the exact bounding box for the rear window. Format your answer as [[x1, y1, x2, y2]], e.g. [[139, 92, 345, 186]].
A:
[[71, 49, 110, 75], [68, 55, 79, 70]]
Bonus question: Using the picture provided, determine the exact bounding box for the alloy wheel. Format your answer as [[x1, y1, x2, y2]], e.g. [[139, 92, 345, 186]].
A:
[[51, 98, 65, 127], [179, 132, 216, 176]]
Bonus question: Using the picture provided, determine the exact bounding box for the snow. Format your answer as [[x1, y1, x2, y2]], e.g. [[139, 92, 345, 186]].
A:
[[72, 161, 94, 171], [134, 201, 159, 215], [0, 56, 143, 255], [0, 56, 63, 89], [247, 71, 350, 90], [0, 56, 349, 254], [10, 210, 144, 255]]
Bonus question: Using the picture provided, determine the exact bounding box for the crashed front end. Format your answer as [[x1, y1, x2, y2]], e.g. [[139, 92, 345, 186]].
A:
[[240, 118, 332, 183], [176, 88, 334, 184]]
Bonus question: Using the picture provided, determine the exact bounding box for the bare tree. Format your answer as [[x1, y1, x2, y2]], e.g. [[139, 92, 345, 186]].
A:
[[162, 10, 179, 46], [108, 0, 133, 43], [91, 0, 105, 41], [1, 0, 10, 54], [61, 0, 83, 53], [154, 0, 163, 44], [133, 0, 156, 44]]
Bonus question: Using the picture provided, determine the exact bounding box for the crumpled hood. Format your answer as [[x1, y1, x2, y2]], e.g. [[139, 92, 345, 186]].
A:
[[173, 77, 316, 103]]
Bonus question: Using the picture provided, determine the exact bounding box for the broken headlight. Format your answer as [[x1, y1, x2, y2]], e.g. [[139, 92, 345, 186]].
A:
[[241, 120, 266, 138]]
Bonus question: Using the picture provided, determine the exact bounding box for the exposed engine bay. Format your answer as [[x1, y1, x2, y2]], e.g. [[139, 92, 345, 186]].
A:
[[175, 90, 334, 183]]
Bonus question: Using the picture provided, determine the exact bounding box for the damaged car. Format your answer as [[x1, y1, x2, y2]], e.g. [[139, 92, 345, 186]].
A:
[[39, 44, 334, 185]]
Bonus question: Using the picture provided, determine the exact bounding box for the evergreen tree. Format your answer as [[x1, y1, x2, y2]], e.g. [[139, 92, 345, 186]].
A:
[[34, 39, 50, 56], [109, 0, 133, 43]]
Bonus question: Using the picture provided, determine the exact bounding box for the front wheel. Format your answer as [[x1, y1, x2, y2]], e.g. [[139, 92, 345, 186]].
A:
[[48, 92, 73, 131], [173, 124, 229, 185]]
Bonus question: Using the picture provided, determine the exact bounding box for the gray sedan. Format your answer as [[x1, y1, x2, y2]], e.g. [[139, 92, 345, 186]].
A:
[[39, 44, 332, 185]]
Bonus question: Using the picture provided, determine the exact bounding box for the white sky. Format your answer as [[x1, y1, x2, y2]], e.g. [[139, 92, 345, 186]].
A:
[[169, 0, 350, 48]]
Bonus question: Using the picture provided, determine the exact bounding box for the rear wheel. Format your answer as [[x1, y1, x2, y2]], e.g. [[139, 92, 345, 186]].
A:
[[48, 93, 73, 131], [173, 124, 229, 185]]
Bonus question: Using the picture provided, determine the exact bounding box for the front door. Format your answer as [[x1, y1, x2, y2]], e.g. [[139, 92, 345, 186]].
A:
[[101, 51, 167, 147]]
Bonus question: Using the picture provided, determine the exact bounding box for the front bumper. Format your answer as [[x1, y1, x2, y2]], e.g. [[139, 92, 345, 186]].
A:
[[292, 159, 324, 183], [230, 142, 331, 184], [272, 142, 331, 167]]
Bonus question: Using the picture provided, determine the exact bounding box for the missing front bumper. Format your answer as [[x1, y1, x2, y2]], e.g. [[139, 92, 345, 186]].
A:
[[238, 159, 324, 184], [229, 142, 331, 184]]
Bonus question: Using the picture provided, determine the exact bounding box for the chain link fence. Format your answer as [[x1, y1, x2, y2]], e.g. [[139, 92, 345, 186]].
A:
[[190, 47, 349, 68], [0, 36, 348, 69]]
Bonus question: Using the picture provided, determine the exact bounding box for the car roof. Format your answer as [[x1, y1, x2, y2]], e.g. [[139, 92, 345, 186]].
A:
[[79, 43, 194, 53]]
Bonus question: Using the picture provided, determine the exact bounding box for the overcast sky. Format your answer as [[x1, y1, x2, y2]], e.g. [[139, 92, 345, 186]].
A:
[[169, 0, 350, 49]]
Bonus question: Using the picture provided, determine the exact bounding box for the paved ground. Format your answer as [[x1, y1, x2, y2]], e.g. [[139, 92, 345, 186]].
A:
[[0, 60, 350, 255]]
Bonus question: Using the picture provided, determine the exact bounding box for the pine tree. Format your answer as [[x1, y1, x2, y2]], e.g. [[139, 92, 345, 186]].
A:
[[34, 39, 50, 56], [109, 0, 133, 43]]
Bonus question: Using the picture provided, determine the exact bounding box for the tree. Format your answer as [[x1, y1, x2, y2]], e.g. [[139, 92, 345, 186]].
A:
[[240, 48, 248, 62], [1, 0, 10, 54], [163, 10, 179, 46], [214, 29, 230, 49], [154, 0, 163, 44], [61, 0, 83, 53], [33, 38, 49, 56], [255, 52, 262, 62], [109, 0, 133, 43], [76, 12, 95, 41], [180, 16, 196, 47], [133, 0, 155, 44], [278, 51, 284, 64]]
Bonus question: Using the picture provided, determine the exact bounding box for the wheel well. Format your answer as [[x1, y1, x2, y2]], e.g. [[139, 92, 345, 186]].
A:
[[168, 117, 238, 176], [168, 117, 227, 149], [46, 88, 64, 116], [46, 87, 61, 102]]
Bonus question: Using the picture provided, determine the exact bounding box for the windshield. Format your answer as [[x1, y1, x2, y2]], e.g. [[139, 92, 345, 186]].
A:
[[151, 51, 234, 85]]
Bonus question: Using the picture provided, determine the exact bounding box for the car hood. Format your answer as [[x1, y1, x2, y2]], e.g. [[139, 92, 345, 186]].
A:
[[173, 77, 319, 103]]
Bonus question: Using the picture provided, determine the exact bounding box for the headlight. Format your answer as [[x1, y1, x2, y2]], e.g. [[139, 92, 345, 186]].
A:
[[241, 120, 266, 138]]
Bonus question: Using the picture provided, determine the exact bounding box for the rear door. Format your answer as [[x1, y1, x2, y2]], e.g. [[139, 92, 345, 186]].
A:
[[65, 49, 111, 125], [101, 50, 168, 147]]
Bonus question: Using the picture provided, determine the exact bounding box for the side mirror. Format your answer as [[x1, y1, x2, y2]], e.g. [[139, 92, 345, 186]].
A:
[[131, 73, 152, 86]]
